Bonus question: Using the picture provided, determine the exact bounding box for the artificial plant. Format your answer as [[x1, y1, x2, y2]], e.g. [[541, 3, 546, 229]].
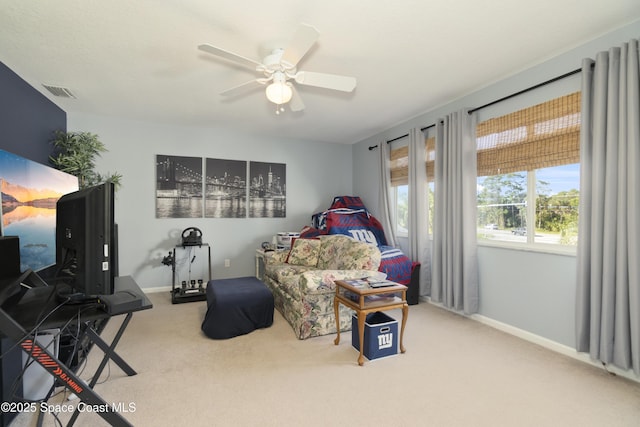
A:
[[49, 130, 122, 190]]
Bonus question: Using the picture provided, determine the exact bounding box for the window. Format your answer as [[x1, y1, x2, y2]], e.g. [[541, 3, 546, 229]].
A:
[[390, 143, 409, 237], [387, 94, 579, 249], [395, 185, 408, 236], [390, 136, 435, 237], [476, 92, 581, 248]]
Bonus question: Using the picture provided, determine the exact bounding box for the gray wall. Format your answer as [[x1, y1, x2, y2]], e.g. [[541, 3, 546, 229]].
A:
[[68, 113, 353, 290], [351, 19, 640, 348]]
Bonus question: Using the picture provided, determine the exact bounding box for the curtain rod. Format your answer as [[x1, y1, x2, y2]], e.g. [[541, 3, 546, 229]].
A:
[[468, 67, 582, 114], [368, 123, 438, 151]]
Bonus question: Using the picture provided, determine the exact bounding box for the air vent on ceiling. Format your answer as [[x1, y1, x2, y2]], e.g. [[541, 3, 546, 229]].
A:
[[42, 84, 76, 99]]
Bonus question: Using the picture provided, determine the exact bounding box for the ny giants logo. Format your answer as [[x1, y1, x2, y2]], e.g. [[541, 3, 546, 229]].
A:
[[378, 333, 393, 350], [348, 229, 377, 244]]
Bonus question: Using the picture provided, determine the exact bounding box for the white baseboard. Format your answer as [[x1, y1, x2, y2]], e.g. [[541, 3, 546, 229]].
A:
[[422, 298, 639, 384], [141, 285, 172, 294]]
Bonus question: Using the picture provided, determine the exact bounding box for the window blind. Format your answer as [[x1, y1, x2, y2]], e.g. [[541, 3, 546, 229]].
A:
[[476, 91, 581, 176], [389, 92, 579, 184], [390, 145, 408, 186], [390, 136, 434, 186]]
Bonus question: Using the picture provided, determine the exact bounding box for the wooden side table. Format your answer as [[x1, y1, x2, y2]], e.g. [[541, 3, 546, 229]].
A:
[[333, 279, 408, 366]]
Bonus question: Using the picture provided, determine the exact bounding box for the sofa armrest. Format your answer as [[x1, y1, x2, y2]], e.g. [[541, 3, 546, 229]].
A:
[[299, 270, 387, 295], [264, 250, 289, 265]]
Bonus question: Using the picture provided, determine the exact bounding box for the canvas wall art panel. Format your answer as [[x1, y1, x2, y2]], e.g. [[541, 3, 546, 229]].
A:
[[205, 158, 247, 218], [249, 161, 286, 218], [156, 155, 203, 218]]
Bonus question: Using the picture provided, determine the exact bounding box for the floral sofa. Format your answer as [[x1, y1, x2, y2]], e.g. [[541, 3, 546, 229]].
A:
[[302, 196, 421, 305], [263, 234, 386, 339]]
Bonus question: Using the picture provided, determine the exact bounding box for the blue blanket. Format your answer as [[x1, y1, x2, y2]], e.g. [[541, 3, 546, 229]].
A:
[[305, 196, 414, 284], [202, 277, 274, 339]]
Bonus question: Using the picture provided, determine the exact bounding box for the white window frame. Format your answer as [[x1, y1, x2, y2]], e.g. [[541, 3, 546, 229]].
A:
[[477, 168, 577, 256]]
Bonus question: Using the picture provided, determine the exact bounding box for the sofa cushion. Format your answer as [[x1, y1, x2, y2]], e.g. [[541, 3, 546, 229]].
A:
[[299, 269, 387, 295], [316, 234, 381, 270], [316, 235, 352, 269], [267, 263, 311, 283], [266, 263, 313, 300], [286, 238, 321, 267]]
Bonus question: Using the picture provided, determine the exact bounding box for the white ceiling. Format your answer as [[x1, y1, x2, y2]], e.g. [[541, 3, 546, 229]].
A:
[[1, 1, 639, 144]]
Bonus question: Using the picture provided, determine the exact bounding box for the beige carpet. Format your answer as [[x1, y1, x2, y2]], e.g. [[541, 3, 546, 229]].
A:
[[12, 291, 640, 427]]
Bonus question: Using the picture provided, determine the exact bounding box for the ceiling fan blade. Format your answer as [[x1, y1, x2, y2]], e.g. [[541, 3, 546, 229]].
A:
[[280, 24, 320, 68], [294, 71, 357, 92], [289, 85, 305, 112], [198, 44, 262, 70], [220, 79, 265, 97]]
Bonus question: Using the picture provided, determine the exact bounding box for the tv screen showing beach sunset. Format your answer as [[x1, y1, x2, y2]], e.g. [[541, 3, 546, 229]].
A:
[[0, 149, 78, 272]]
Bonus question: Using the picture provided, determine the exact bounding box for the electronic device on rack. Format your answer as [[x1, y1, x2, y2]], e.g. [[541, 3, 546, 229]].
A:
[[181, 227, 203, 246], [160, 227, 210, 304]]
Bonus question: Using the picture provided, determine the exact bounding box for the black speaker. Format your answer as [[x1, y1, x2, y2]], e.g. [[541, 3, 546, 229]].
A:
[[0, 237, 22, 427], [0, 236, 20, 279]]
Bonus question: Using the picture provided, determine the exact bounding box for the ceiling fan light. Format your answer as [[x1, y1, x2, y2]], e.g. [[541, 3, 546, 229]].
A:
[[265, 82, 293, 105]]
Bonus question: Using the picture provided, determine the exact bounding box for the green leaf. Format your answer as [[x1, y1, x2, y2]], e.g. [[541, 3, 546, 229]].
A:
[[49, 130, 122, 190]]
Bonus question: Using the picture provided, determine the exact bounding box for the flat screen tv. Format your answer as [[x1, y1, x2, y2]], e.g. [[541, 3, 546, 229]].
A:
[[55, 182, 116, 298], [0, 149, 79, 272]]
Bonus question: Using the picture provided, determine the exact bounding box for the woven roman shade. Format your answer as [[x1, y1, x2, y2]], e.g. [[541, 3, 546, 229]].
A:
[[476, 92, 581, 176], [390, 145, 408, 186], [388, 92, 579, 184], [390, 136, 435, 186], [425, 136, 435, 181]]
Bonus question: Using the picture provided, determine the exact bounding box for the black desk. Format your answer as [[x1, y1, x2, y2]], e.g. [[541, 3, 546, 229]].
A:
[[0, 272, 152, 427]]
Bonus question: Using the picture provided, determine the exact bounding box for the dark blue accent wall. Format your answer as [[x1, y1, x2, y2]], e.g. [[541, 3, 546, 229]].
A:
[[0, 62, 66, 165]]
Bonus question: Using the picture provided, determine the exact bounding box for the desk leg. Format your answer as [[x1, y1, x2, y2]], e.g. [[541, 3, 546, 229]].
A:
[[68, 313, 136, 427], [333, 297, 340, 345], [400, 303, 408, 354], [357, 312, 365, 366], [85, 313, 136, 378], [18, 339, 132, 427]]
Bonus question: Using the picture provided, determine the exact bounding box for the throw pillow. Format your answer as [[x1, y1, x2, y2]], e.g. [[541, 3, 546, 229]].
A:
[[286, 238, 321, 267]]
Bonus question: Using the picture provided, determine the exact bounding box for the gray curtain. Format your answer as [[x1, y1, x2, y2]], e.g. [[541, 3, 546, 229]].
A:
[[408, 127, 431, 295], [576, 39, 640, 374], [377, 140, 397, 247], [432, 110, 479, 313]]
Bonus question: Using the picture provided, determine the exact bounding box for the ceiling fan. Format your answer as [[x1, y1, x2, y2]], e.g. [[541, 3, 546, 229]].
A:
[[198, 24, 357, 114]]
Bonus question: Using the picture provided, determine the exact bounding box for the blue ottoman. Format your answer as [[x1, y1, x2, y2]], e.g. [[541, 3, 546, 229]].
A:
[[201, 277, 274, 339]]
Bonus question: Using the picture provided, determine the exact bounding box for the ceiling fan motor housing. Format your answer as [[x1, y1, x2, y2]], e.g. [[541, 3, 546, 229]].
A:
[[261, 48, 296, 75]]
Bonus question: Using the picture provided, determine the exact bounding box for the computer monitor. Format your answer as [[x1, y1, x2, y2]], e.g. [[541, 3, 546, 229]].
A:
[[55, 182, 116, 298]]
